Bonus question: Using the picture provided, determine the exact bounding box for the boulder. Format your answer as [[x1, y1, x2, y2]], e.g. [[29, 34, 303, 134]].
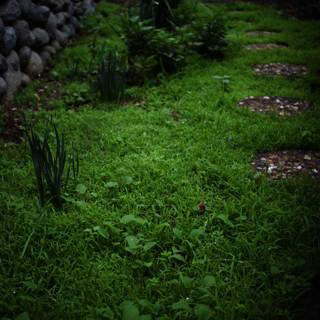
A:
[[51, 40, 61, 52], [54, 29, 68, 45], [0, 27, 17, 55], [0, 53, 8, 73], [56, 12, 66, 27], [0, 0, 21, 23], [17, 0, 32, 16], [43, 45, 56, 56], [3, 63, 22, 99], [84, 0, 96, 14], [19, 46, 32, 68], [45, 12, 58, 37], [40, 50, 51, 65], [26, 51, 43, 77], [32, 28, 50, 48], [0, 77, 7, 96], [14, 20, 34, 47], [21, 72, 30, 86], [62, 24, 75, 38], [70, 16, 81, 30], [28, 5, 50, 25], [6, 50, 20, 71]]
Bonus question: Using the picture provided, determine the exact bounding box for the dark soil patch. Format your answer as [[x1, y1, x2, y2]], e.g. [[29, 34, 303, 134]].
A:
[[238, 96, 310, 115], [0, 105, 24, 143], [252, 150, 320, 179], [252, 63, 308, 76], [245, 43, 288, 50]]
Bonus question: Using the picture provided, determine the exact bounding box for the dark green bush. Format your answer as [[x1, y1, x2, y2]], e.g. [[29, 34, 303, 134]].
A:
[[122, 15, 187, 77], [192, 15, 228, 59], [26, 119, 79, 209]]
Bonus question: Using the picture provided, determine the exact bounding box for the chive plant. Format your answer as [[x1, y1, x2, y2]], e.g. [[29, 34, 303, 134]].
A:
[[26, 119, 79, 210]]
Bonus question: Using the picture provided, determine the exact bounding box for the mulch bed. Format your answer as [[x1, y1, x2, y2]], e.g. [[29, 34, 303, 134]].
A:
[[238, 96, 310, 116], [247, 30, 278, 36], [252, 150, 320, 179], [252, 63, 308, 76], [245, 43, 288, 50]]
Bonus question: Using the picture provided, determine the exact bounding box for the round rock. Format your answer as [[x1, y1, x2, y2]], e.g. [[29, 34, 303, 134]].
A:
[[6, 50, 20, 71], [45, 12, 58, 37], [0, 53, 8, 73], [26, 51, 44, 78], [3, 63, 22, 99], [0, 77, 7, 96], [14, 20, 34, 48], [32, 28, 50, 48], [40, 50, 51, 65], [21, 72, 30, 86], [0, 0, 21, 23], [28, 5, 50, 25], [19, 46, 32, 68], [17, 0, 32, 16], [0, 27, 17, 56]]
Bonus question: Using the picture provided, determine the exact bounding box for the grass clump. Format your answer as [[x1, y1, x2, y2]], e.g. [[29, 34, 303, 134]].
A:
[[94, 47, 126, 103], [25, 119, 79, 209]]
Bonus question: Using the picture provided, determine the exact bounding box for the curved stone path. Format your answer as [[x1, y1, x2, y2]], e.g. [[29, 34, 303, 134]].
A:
[[237, 16, 318, 179]]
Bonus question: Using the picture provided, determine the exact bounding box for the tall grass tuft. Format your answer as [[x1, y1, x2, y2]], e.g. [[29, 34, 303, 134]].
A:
[[94, 46, 125, 103], [26, 119, 79, 210]]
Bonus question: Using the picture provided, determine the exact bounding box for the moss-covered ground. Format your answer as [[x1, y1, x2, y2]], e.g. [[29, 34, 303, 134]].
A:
[[1, 1, 320, 319]]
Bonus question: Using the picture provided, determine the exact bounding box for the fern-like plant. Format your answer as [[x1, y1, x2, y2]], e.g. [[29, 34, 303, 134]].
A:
[[26, 119, 79, 209]]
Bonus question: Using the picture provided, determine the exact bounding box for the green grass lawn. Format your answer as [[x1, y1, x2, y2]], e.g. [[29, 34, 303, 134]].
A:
[[1, 1, 320, 319]]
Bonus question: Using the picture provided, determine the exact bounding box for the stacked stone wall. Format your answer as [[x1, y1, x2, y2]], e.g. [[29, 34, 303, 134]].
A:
[[0, 0, 97, 101]]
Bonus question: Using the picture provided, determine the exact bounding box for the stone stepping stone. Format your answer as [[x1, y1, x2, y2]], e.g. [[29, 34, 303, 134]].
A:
[[238, 96, 310, 116], [245, 43, 288, 50], [252, 150, 320, 179], [247, 30, 278, 36], [252, 63, 308, 76]]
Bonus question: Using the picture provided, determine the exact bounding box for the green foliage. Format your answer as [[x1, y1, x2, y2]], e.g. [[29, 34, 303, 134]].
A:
[[139, 0, 180, 29], [192, 15, 228, 59], [148, 28, 187, 73], [94, 46, 126, 103], [63, 82, 92, 107], [123, 15, 187, 76], [2, 1, 320, 319], [25, 119, 79, 209]]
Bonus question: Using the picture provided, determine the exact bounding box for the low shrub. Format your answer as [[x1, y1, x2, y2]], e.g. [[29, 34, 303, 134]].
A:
[[192, 15, 228, 59], [25, 119, 79, 209]]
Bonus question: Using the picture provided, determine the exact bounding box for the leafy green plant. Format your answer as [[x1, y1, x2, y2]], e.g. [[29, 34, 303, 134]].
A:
[[123, 15, 187, 76], [25, 119, 79, 209], [148, 28, 187, 73], [192, 15, 228, 59], [63, 82, 92, 107], [94, 46, 126, 103]]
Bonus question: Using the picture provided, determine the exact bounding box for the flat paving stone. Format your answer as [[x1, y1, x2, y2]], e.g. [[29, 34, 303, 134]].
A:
[[245, 43, 288, 50], [247, 30, 278, 36], [252, 150, 320, 180], [253, 63, 308, 76], [238, 96, 310, 116]]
